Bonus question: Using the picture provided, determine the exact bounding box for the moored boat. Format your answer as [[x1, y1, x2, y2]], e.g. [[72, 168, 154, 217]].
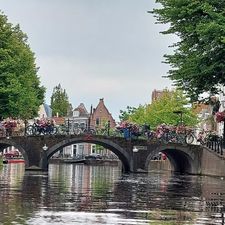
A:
[[2, 152, 25, 164]]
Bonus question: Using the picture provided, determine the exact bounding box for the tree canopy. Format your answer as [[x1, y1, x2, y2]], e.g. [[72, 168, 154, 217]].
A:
[[120, 89, 198, 129], [0, 12, 45, 119], [50, 84, 71, 117], [119, 106, 137, 122], [151, 1, 225, 101]]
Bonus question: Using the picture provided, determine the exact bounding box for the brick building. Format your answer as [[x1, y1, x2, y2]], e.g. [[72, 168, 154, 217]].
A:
[[58, 99, 117, 159], [89, 98, 117, 157], [151, 89, 164, 102], [90, 98, 116, 129]]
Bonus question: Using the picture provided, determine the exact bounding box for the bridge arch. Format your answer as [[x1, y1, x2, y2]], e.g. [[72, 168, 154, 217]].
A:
[[145, 144, 196, 174], [45, 136, 132, 172], [0, 139, 29, 167]]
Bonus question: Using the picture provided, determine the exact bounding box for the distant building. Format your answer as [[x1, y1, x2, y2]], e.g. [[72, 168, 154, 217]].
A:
[[90, 98, 116, 129], [193, 103, 215, 131], [38, 104, 52, 118], [72, 103, 90, 128], [55, 99, 117, 159], [217, 86, 225, 136], [151, 89, 165, 102], [89, 98, 117, 157], [62, 103, 91, 158]]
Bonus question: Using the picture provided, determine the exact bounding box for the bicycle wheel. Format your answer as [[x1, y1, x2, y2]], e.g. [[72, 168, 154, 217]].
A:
[[49, 126, 58, 135], [58, 125, 68, 135], [74, 128, 81, 135], [89, 129, 96, 135], [185, 134, 194, 144], [26, 125, 34, 135]]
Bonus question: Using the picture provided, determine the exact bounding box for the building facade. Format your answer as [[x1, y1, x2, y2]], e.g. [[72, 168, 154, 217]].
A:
[[90, 98, 116, 130], [62, 103, 92, 158], [54, 99, 117, 159]]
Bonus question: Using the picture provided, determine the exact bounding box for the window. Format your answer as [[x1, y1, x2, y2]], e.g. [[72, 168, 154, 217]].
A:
[[91, 145, 96, 154], [73, 145, 77, 156], [73, 110, 79, 117], [80, 123, 85, 128]]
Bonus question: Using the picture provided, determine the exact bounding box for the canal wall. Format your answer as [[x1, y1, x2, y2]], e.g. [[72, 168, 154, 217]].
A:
[[201, 147, 225, 177]]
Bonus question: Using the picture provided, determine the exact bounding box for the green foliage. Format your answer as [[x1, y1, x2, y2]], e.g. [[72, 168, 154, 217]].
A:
[[151, 1, 225, 101], [0, 12, 45, 119], [119, 106, 137, 121], [50, 84, 70, 116], [123, 89, 198, 129]]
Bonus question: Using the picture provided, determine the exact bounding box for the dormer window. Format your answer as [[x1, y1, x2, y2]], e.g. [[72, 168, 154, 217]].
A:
[[73, 110, 79, 117]]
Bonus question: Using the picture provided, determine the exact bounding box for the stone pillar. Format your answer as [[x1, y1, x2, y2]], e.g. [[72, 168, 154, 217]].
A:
[[39, 147, 48, 171], [132, 146, 148, 173]]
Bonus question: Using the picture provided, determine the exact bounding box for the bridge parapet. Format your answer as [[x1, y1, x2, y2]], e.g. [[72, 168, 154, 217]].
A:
[[0, 134, 225, 176]]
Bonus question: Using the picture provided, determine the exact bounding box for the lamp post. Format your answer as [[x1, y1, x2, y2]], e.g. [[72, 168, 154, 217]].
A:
[[42, 144, 48, 171], [107, 120, 110, 136], [173, 110, 183, 125], [42, 144, 48, 151], [133, 146, 139, 153]]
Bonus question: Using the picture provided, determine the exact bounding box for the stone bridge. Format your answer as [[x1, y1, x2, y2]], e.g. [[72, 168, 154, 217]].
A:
[[0, 134, 225, 176]]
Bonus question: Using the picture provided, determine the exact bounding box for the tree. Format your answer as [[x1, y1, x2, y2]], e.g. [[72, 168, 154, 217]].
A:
[[50, 84, 71, 117], [151, 1, 225, 102], [122, 89, 198, 129], [119, 106, 137, 121], [0, 12, 45, 119]]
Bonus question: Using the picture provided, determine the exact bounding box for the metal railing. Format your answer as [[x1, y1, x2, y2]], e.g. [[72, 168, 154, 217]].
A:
[[206, 135, 224, 155]]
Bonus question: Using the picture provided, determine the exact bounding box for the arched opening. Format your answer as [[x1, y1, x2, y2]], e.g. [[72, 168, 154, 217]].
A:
[[0, 141, 28, 166], [162, 149, 192, 174], [146, 146, 194, 174], [45, 138, 131, 173]]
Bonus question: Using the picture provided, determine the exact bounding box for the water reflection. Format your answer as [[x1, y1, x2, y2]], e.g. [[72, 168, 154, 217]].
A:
[[0, 163, 225, 224]]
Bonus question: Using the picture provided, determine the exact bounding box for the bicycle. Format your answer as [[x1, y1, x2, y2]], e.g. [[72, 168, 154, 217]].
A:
[[185, 129, 208, 145], [57, 124, 68, 135], [95, 127, 109, 136], [74, 125, 95, 135], [26, 122, 58, 135]]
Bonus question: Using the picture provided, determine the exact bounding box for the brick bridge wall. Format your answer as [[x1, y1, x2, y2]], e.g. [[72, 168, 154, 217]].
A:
[[0, 135, 225, 176]]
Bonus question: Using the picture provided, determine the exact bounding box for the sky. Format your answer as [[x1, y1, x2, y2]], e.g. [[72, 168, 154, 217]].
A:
[[0, 0, 177, 121]]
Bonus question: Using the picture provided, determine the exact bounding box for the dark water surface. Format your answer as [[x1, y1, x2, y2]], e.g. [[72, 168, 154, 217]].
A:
[[0, 163, 225, 225]]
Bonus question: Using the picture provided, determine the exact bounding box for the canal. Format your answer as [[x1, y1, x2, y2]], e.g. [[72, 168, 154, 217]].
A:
[[0, 163, 225, 225]]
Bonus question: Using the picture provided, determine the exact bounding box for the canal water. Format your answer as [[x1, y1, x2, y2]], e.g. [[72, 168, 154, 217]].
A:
[[0, 163, 225, 225]]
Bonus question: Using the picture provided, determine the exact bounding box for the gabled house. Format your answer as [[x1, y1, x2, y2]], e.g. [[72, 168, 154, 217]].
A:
[[38, 103, 52, 118], [62, 103, 91, 158], [90, 98, 116, 129], [59, 99, 117, 159], [72, 103, 90, 129], [89, 98, 117, 157]]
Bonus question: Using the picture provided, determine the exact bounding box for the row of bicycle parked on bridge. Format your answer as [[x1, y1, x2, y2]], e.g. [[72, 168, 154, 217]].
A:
[[0, 118, 220, 145], [114, 122, 219, 145]]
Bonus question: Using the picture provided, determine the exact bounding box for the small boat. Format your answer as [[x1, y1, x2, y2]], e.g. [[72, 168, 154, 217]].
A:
[[3, 152, 25, 164], [84, 155, 119, 166], [62, 158, 85, 164]]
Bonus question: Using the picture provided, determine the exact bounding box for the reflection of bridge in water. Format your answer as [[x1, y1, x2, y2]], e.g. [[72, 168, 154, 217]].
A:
[[0, 134, 225, 176]]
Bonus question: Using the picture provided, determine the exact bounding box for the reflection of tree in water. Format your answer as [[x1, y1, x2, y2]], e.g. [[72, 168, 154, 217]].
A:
[[40, 165, 119, 212], [0, 168, 46, 224]]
